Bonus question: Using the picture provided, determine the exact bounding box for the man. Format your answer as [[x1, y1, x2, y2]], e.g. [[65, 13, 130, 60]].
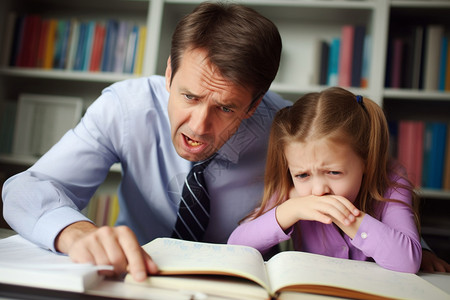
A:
[[2, 2, 448, 282], [3, 2, 291, 281]]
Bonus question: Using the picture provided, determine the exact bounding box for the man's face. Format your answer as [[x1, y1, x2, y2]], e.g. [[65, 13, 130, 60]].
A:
[[165, 48, 259, 162]]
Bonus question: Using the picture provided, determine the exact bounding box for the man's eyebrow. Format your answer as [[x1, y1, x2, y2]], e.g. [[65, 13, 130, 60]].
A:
[[214, 99, 239, 110], [180, 87, 202, 98]]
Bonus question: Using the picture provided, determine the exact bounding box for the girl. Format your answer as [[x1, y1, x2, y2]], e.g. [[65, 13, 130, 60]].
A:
[[228, 87, 422, 273]]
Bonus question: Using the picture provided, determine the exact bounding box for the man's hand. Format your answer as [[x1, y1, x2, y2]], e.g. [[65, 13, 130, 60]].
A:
[[420, 249, 450, 273], [55, 221, 158, 281]]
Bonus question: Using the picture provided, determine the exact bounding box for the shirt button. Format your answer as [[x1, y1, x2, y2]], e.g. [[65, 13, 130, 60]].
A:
[[361, 232, 368, 239]]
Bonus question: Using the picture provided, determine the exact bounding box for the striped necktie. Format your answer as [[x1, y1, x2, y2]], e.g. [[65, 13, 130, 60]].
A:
[[172, 155, 215, 241]]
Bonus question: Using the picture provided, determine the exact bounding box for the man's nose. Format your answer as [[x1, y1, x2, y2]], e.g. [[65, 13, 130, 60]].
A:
[[190, 105, 211, 135]]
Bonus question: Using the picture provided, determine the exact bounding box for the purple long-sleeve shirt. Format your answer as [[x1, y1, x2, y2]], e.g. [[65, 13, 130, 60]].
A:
[[228, 178, 422, 273]]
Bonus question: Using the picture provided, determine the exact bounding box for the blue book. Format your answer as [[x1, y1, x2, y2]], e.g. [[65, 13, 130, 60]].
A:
[[422, 122, 447, 188], [53, 20, 71, 69], [438, 36, 448, 91], [351, 25, 366, 87], [101, 19, 119, 72], [73, 22, 87, 70], [123, 24, 138, 74], [327, 38, 340, 86], [430, 123, 447, 188], [82, 21, 95, 71]]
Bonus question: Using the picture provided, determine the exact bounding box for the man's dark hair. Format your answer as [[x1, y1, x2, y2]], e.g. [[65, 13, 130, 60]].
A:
[[170, 1, 282, 105]]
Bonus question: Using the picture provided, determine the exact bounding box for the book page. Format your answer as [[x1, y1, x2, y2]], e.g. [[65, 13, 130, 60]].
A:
[[141, 238, 271, 291], [0, 235, 113, 292], [266, 251, 449, 300]]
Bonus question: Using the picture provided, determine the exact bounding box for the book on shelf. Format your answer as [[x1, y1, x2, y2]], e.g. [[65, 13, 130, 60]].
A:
[[412, 25, 426, 90], [123, 24, 139, 74], [113, 21, 131, 73], [338, 25, 354, 87], [396, 120, 424, 188], [423, 25, 444, 91], [446, 34, 450, 91], [443, 127, 450, 190], [101, 19, 119, 72], [1, 12, 17, 67], [351, 25, 366, 88], [43, 19, 57, 69], [327, 37, 340, 86], [4, 13, 146, 75], [0, 234, 112, 292], [438, 36, 448, 91], [389, 38, 405, 88], [422, 122, 447, 189], [125, 238, 448, 300], [134, 25, 147, 75], [89, 22, 106, 72], [318, 40, 330, 86], [65, 19, 79, 71], [360, 35, 371, 88]]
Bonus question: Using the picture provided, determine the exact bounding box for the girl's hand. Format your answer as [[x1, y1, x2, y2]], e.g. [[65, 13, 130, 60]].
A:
[[276, 193, 360, 231]]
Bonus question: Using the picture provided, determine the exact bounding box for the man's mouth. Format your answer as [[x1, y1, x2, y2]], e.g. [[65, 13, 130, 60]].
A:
[[184, 134, 203, 147]]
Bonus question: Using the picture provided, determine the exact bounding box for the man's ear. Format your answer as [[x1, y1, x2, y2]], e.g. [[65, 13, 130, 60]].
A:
[[165, 56, 172, 92], [244, 96, 263, 119]]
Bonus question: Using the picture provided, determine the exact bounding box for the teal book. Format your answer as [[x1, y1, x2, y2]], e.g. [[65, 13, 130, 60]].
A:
[[438, 36, 448, 91], [422, 122, 447, 188], [327, 37, 340, 86]]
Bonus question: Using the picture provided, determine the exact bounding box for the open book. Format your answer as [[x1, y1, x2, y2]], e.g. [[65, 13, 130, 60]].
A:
[[0, 234, 113, 292], [125, 238, 448, 300]]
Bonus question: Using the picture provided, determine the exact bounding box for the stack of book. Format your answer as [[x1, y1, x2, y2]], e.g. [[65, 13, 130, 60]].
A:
[[2, 13, 147, 75], [393, 120, 450, 190], [385, 24, 450, 91], [313, 25, 370, 88]]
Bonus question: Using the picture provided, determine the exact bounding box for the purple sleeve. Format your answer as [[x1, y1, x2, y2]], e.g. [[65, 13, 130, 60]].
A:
[[351, 179, 422, 273], [227, 207, 292, 254]]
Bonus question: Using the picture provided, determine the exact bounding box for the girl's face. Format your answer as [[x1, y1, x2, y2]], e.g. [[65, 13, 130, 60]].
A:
[[285, 137, 365, 203]]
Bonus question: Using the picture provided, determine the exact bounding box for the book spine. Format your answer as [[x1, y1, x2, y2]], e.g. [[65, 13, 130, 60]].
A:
[[134, 25, 147, 75], [65, 19, 80, 71], [1, 12, 17, 67], [327, 38, 340, 86], [113, 21, 130, 73], [411, 26, 425, 89], [438, 36, 448, 91], [442, 123, 450, 190], [360, 35, 371, 88], [351, 25, 365, 87], [338, 25, 354, 87], [391, 38, 404, 89], [43, 19, 57, 69], [318, 40, 330, 86], [423, 25, 444, 91]]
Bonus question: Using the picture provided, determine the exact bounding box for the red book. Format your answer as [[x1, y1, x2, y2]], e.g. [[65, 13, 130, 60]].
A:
[[16, 15, 34, 67], [338, 25, 354, 87], [397, 120, 424, 187], [89, 23, 106, 72], [35, 19, 49, 68]]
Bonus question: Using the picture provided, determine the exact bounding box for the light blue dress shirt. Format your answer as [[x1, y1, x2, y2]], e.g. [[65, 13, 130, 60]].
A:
[[2, 75, 291, 251]]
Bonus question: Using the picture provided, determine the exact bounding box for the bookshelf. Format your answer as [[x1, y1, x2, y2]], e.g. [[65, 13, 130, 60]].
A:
[[0, 0, 449, 259]]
